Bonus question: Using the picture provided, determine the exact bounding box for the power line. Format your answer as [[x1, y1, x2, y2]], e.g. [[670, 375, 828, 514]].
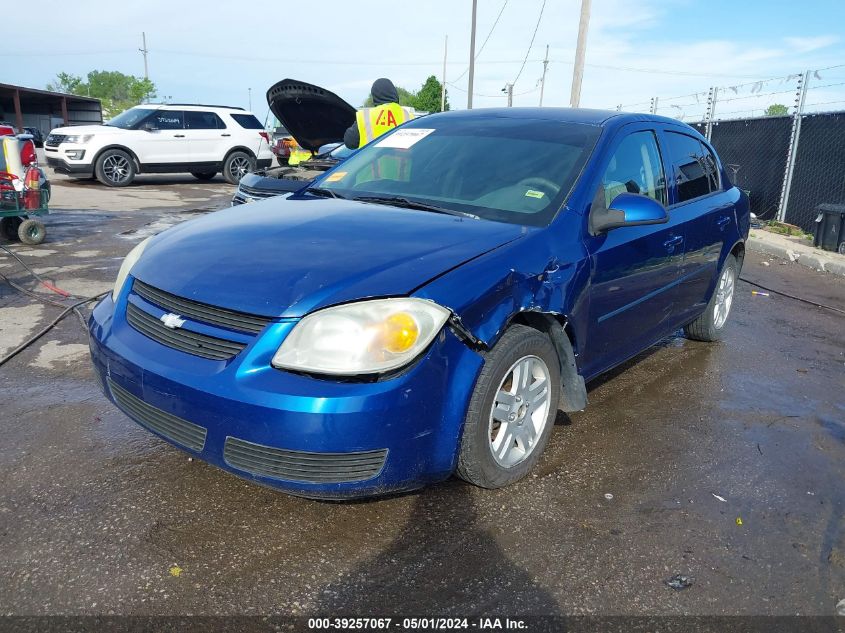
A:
[[453, 0, 509, 83], [512, 0, 547, 85]]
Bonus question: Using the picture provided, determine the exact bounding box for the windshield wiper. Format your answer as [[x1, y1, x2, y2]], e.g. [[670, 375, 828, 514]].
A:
[[306, 187, 345, 199], [353, 195, 479, 219]]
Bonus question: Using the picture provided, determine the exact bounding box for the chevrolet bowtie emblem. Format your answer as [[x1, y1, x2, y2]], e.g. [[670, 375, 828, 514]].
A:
[[160, 313, 186, 329]]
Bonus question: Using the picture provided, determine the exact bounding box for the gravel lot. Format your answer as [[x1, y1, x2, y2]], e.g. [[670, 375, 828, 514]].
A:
[[0, 168, 843, 618]]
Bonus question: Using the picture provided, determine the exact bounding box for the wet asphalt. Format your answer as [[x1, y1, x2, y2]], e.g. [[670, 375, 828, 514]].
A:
[[0, 175, 843, 617]]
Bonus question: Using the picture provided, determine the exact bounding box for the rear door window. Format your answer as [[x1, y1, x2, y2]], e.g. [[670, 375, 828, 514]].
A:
[[664, 132, 713, 203], [185, 111, 225, 129], [600, 130, 667, 207]]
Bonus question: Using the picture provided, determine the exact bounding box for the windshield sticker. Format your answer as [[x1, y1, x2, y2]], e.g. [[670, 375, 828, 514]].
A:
[[525, 190, 545, 199], [375, 128, 435, 149], [326, 171, 347, 182]]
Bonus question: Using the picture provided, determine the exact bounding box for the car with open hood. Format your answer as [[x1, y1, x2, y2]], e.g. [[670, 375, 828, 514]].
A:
[[232, 79, 372, 205], [89, 107, 749, 498]]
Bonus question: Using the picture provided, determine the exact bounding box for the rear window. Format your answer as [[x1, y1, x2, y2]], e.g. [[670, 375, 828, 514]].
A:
[[230, 114, 263, 129]]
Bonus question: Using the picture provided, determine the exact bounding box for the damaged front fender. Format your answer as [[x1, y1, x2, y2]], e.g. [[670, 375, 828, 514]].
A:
[[416, 230, 591, 412]]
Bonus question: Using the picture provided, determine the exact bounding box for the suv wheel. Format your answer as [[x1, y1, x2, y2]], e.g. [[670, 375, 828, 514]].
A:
[[95, 149, 136, 187], [457, 324, 561, 489], [684, 254, 738, 342], [223, 151, 255, 184], [191, 171, 217, 181]]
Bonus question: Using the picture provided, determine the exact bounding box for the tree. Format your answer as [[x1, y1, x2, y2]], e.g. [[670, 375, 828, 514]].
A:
[[413, 75, 449, 113], [46, 70, 157, 118], [765, 104, 789, 116]]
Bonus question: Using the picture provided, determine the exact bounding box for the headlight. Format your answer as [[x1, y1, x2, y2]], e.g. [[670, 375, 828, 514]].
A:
[[64, 134, 94, 144], [272, 298, 451, 375], [112, 237, 151, 302]]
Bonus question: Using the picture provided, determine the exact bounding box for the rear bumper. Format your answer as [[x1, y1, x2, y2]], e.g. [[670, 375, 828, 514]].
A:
[[88, 292, 483, 499]]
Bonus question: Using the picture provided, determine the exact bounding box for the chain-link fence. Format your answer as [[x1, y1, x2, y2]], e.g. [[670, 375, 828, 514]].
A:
[[615, 64, 845, 232]]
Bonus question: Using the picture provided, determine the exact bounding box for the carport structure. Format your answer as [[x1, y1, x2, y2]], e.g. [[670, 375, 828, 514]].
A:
[[0, 83, 102, 135]]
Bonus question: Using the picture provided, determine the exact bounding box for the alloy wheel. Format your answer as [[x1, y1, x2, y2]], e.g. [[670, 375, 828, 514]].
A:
[[230, 156, 251, 181], [102, 155, 131, 184], [488, 355, 552, 468], [713, 265, 735, 329]]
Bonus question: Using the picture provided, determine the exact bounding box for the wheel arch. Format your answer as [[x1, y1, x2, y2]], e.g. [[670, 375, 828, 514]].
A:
[[92, 145, 141, 171], [502, 311, 587, 413], [224, 146, 257, 161]]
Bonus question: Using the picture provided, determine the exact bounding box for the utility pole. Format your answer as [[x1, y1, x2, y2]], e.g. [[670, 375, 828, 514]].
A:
[[139, 32, 149, 81], [569, 0, 592, 108], [539, 44, 549, 106], [248, 88, 252, 111], [503, 83, 514, 107], [467, 0, 478, 109], [441, 35, 448, 112]]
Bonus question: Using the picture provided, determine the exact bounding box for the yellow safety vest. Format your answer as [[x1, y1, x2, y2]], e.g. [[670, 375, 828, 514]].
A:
[[356, 103, 415, 147], [288, 145, 313, 166]]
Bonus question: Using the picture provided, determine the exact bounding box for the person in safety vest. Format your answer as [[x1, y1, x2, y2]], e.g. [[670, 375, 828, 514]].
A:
[[343, 78, 415, 150]]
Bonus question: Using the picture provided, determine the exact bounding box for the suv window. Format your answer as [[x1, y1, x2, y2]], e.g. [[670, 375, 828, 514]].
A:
[[230, 113, 263, 129], [150, 111, 184, 130], [664, 131, 713, 203], [185, 111, 225, 130], [600, 130, 667, 207]]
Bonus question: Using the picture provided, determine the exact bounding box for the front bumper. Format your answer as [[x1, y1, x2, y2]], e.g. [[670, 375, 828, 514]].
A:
[[88, 290, 483, 498], [45, 151, 93, 176]]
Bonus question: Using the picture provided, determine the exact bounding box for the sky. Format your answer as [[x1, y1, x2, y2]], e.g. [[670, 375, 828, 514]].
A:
[[2, 0, 845, 122]]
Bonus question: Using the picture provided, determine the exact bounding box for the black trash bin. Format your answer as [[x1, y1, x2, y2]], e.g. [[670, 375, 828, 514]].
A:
[[813, 203, 845, 254]]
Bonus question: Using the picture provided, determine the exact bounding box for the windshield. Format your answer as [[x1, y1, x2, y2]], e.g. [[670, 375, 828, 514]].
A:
[[315, 114, 600, 226], [106, 107, 156, 129]]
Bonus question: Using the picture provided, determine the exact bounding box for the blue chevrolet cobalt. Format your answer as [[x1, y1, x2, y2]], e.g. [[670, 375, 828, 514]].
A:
[[89, 107, 749, 498]]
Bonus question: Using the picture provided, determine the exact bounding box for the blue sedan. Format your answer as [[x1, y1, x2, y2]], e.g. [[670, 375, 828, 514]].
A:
[[89, 108, 749, 498]]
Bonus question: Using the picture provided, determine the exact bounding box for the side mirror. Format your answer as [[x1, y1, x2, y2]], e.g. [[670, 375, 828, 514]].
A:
[[589, 192, 668, 235], [141, 122, 156, 132]]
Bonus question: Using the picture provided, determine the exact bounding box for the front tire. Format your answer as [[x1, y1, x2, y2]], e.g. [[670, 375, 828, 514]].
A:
[[18, 219, 46, 245], [457, 325, 561, 489], [94, 149, 136, 187], [222, 151, 255, 184], [684, 254, 738, 342]]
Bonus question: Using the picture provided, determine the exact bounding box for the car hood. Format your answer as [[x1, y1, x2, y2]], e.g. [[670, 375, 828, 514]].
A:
[[266, 79, 357, 152], [48, 124, 123, 135], [132, 198, 527, 318]]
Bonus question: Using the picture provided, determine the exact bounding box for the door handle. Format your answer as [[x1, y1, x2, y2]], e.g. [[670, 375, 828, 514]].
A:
[[174, 134, 185, 138], [663, 235, 683, 250], [717, 216, 731, 229], [221, 133, 231, 137]]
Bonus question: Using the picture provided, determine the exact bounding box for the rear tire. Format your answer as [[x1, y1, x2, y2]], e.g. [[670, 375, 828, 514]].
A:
[[191, 171, 217, 181], [457, 324, 561, 489], [95, 149, 136, 187], [684, 254, 738, 342], [18, 219, 46, 245], [1, 217, 22, 241], [222, 151, 255, 184]]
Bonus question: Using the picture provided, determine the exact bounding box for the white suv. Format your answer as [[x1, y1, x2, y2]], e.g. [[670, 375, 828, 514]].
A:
[[44, 104, 273, 186]]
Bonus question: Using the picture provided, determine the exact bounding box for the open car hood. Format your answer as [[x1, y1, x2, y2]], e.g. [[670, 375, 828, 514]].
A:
[[267, 79, 357, 152]]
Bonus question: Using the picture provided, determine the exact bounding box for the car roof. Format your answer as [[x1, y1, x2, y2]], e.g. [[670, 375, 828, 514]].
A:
[[149, 104, 250, 113], [426, 107, 687, 129]]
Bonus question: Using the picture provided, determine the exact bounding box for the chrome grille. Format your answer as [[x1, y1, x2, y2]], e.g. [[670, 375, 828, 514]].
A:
[[45, 134, 67, 147], [224, 437, 388, 484], [237, 184, 281, 200], [133, 280, 271, 334], [126, 302, 246, 360], [108, 379, 207, 452]]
